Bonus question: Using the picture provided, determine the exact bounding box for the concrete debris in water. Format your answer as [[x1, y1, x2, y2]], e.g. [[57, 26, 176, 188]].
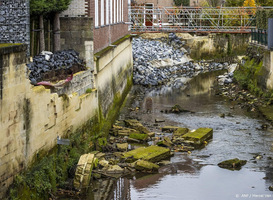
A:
[[132, 34, 228, 87], [27, 49, 85, 85]]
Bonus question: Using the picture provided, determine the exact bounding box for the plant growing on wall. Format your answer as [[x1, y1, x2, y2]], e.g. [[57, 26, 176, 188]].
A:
[[174, 0, 190, 6], [243, 0, 256, 7], [225, 0, 244, 6]]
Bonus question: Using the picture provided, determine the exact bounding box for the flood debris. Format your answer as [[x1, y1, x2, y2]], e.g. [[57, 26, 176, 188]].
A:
[[182, 128, 213, 146], [169, 104, 191, 113], [122, 146, 171, 163], [218, 158, 247, 170], [124, 119, 150, 134], [74, 153, 98, 191]]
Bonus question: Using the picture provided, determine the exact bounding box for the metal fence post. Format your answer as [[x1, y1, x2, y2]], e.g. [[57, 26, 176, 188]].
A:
[[268, 18, 273, 50]]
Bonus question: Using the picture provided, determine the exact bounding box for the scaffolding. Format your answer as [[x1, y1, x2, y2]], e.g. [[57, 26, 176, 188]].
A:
[[129, 6, 272, 33]]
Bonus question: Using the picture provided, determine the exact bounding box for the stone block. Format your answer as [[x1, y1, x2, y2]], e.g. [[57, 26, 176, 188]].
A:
[[135, 160, 159, 172], [182, 128, 213, 145], [122, 145, 170, 163]]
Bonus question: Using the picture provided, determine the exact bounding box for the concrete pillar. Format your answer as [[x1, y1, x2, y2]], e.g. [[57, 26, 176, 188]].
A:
[[85, 41, 94, 70], [268, 18, 273, 50]]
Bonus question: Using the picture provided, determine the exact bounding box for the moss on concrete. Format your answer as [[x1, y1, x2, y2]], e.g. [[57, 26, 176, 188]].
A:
[[173, 128, 189, 137], [259, 105, 273, 122], [182, 128, 213, 145], [129, 133, 148, 141], [135, 160, 159, 172], [122, 146, 170, 163], [0, 43, 21, 48], [218, 158, 247, 170], [161, 126, 180, 133]]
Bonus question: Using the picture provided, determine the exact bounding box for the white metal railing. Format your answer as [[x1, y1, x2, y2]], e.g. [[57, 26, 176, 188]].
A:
[[129, 6, 273, 33]]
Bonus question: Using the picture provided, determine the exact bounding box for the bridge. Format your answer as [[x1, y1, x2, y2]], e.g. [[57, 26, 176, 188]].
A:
[[129, 6, 272, 33]]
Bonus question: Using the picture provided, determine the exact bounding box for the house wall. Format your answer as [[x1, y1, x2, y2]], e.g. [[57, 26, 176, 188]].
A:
[[134, 0, 174, 7], [89, 0, 130, 53]]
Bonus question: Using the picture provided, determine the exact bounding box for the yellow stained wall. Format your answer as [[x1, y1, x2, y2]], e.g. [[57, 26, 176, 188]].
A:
[[0, 37, 133, 198]]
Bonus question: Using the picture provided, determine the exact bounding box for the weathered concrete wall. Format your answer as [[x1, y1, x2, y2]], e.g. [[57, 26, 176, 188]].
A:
[[186, 33, 250, 60], [60, 17, 93, 60], [94, 37, 133, 116], [0, 37, 133, 198], [0, 44, 98, 198], [263, 50, 273, 89]]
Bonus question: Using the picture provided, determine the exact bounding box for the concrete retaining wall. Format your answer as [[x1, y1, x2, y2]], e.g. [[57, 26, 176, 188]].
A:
[[0, 36, 133, 198]]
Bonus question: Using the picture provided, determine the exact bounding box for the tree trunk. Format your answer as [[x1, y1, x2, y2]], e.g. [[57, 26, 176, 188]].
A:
[[39, 15, 45, 52], [53, 12, 61, 52]]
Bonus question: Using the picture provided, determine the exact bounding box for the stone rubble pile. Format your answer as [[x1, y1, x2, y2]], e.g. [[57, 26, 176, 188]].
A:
[[217, 64, 238, 85], [27, 49, 84, 85], [132, 34, 228, 87]]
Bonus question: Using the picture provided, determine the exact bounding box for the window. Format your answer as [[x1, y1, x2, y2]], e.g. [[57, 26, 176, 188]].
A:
[[95, 0, 99, 26], [114, 0, 116, 23], [101, 0, 104, 26], [117, 0, 119, 22], [110, 0, 113, 24], [106, 0, 109, 25], [122, 0, 124, 22]]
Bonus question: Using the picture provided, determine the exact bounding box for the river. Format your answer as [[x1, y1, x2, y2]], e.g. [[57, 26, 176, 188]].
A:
[[83, 70, 273, 200]]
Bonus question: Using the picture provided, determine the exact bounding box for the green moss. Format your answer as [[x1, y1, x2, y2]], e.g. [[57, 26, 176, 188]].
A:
[[182, 128, 213, 144], [8, 114, 101, 200], [259, 105, 273, 122], [135, 160, 159, 172], [173, 128, 189, 137], [218, 158, 247, 170], [94, 35, 132, 59], [122, 146, 170, 163], [0, 43, 21, 48], [85, 88, 92, 93], [129, 133, 148, 141], [234, 59, 265, 97]]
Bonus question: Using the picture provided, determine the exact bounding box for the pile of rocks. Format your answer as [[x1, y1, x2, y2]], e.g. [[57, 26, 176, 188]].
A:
[[132, 35, 228, 87], [217, 63, 238, 85], [27, 50, 84, 85]]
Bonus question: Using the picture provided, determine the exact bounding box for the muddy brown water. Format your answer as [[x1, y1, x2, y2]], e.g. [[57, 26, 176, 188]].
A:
[[82, 71, 273, 200]]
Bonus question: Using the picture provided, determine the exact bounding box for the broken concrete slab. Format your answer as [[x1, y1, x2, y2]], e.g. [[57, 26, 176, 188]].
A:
[[74, 153, 98, 190], [218, 158, 247, 170], [157, 136, 173, 147], [128, 133, 148, 141], [124, 119, 150, 134], [122, 145, 170, 163], [135, 160, 159, 172], [110, 125, 138, 136], [182, 128, 213, 145], [173, 128, 189, 137], [169, 104, 190, 113], [116, 143, 128, 151], [161, 126, 180, 132], [106, 165, 124, 174]]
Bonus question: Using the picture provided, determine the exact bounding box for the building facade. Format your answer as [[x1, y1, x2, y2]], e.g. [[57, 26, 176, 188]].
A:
[[61, 0, 130, 53]]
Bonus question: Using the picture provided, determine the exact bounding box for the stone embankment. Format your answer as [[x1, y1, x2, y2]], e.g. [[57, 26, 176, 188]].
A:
[[132, 34, 229, 87]]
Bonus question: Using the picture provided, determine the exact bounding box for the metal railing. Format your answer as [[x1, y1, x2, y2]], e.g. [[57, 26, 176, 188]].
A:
[[251, 29, 268, 46], [129, 6, 272, 33]]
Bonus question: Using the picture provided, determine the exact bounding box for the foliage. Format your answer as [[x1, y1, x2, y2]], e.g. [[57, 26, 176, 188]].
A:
[[256, 9, 273, 29], [243, 0, 256, 7], [207, 0, 222, 7], [30, 0, 52, 15], [225, 0, 244, 6], [256, 0, 273, 6], [174, 0, 190, 6], [234, 59, 264, 96], [30, 0, 71, 15]]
